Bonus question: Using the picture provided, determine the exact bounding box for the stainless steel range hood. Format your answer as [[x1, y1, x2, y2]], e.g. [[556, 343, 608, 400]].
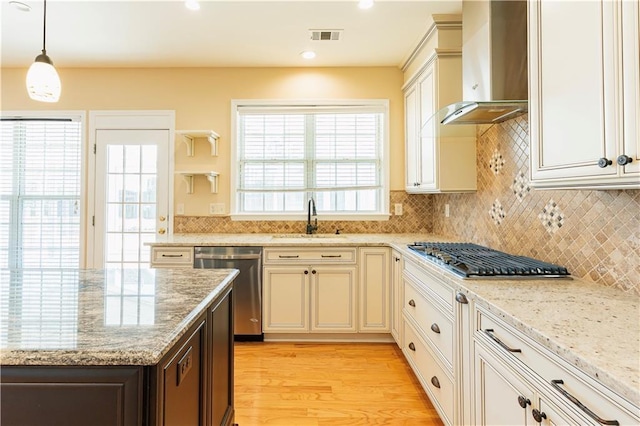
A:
[[439, 0, 528, 125]]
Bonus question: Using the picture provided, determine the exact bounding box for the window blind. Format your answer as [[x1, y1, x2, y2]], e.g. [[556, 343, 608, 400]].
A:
[[236, 105, 385, 215], [0, 119, 82, 268]]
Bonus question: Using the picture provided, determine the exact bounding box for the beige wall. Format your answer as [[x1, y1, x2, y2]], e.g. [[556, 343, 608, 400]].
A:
[[1, 66, 406, 216]]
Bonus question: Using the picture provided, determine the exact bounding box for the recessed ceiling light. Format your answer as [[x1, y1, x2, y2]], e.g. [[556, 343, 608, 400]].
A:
[[9, 1, 31, 12], [358, 0, 374, 10], [301, 51, 316, 60], [185, 0, 200, 11]]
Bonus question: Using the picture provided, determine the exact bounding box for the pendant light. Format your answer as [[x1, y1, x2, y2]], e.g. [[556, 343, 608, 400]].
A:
[[26, 0, 61, 102]]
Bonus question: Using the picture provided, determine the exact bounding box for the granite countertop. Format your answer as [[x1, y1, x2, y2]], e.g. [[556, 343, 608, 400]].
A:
[[0, 268, 238, 366], [150, 233, 639, 406]]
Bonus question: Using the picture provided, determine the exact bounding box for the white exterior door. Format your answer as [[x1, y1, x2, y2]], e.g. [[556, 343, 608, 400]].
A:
[[93, 129, 170, 268]]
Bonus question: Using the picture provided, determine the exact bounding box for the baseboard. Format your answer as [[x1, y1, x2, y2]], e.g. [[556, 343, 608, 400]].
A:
[[262, 332, 394, 343]]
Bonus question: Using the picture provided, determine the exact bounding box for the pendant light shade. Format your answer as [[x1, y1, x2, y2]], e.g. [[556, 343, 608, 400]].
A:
[[26, 0, 61, 102]]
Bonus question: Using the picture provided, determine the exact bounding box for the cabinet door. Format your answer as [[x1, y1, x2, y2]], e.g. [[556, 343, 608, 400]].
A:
[[405, 84, 420, 192], [622, 0, 640, 177], [390, 250, 403, 345], [358, 247, 390, 332], [209, 288, 234, 426], [534, 396, 582, 426], [163, 320, 206, 426], [529, 0, 618, 182], [418, 64, 437, 190], [310, 265, 357, 332], [262, 266, 309, 332], [474, 343, 535, 425]]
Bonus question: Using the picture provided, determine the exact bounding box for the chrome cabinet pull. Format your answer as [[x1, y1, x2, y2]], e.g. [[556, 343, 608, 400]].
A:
[[408, 299, 416, 307], [430, 323, 441, 334], [550, 380, 619, 425], [408, 342, 416, 351], [430, 376, 441, 389], [278, 255, 299, 258], [484, 329, 522, 353]]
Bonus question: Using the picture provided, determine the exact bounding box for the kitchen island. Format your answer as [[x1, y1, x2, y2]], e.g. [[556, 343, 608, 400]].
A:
[[0, 267, 238, 426]]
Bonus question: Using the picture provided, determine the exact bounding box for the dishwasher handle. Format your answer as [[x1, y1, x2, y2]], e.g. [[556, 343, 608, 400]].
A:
[[194, 253, 261, 260]]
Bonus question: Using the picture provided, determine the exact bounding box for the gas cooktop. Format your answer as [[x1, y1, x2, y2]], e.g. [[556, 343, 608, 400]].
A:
[[407, 242, 571, 279]]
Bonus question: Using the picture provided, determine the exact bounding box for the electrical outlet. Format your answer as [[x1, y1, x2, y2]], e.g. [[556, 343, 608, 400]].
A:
[[176, 203, 185, 215], [445, 203, 450, 218], [394, 203, 403, 216], [209, 203, 225, 215]]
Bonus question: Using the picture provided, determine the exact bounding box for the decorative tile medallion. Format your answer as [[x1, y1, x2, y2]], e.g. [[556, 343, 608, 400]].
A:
[[538, 199, 565, 234], [489, 149, 505, 175], [511, 171, 531, 202], [489, 199, 506, 225]]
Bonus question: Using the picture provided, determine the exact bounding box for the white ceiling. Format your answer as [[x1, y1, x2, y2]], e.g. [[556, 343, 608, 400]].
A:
[[1, 0, 461, 68]]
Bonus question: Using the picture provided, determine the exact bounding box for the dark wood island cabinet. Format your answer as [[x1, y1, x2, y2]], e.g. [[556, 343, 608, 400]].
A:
[[0, 268, 237, 426]]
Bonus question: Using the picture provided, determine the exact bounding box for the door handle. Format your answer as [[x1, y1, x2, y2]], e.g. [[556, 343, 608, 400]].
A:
[[158, 228, 166, 235]]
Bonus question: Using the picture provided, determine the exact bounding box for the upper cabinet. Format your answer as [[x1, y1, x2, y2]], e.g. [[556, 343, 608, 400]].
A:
[[529, 0, 640, 189], [403, 16, 477, 194]]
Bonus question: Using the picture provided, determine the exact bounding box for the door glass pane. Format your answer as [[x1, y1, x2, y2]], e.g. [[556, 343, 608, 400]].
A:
[[124, 145, 141, 173], [141, 146, 157, 173]]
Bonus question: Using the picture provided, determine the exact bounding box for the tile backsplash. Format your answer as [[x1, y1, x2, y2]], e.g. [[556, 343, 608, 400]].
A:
[[174, 191, 433, 235], [431, 115, 640, 294], [175, 114, 639, 294]]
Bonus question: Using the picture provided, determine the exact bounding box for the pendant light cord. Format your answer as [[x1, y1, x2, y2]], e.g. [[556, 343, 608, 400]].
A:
[[42, 0, 47, 54]]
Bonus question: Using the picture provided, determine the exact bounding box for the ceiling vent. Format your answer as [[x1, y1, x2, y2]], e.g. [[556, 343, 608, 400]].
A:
[[309, 29, 343, 41]]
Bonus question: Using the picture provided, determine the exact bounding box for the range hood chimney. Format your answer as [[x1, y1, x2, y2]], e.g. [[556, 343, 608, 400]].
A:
[[438, 0, 528, 125]]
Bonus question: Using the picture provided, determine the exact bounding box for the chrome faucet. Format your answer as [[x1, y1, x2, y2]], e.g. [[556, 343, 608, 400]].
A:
[[306, 196, 318, 235]]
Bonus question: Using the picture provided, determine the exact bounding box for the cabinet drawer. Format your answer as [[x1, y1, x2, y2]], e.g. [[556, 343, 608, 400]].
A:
[[151, 247, 193, 267], [264, 247, 356, 264], [403, 320, 455, 426], [403, 258, 453, 309], [404, 279, 454, 370], [476, 306, 639, 425]]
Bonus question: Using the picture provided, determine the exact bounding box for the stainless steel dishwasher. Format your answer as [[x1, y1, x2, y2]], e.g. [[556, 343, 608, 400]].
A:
[[193, 246, 263, 341]]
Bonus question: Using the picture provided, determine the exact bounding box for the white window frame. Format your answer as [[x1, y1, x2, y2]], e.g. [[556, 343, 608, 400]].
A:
[[230, 99, 390, 221], [1, 110, 87, 268]]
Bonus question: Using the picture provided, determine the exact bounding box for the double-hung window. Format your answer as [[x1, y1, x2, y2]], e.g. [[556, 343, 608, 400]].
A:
[[232, 100, 389, 219], [0, 115, 83, 269]]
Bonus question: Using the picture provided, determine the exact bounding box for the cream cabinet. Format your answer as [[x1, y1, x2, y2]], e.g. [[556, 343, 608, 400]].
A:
[[473, 304, 640, 426], [529, 0, 640, 189], [262, 247, 357, 334], [390, 249, 403, 345], [404, 51, 477, 193], [150, 246, 193, 268], [358, 247, 390, 332]]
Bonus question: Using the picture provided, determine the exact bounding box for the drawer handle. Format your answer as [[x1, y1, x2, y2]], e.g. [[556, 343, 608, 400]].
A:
[[551, 379, 620, 425], [278, 255, 299, 258], [532, 409, 547, 423], [161, 254, 184, 258], [517, 395, 531, 409], [430, 376, 441, 389], [430, 323, 441, 334], [408, 299, 416, 307], [408, 342, 416, 351], [484, 329, 521, 353], [321, 254, 342, 258]]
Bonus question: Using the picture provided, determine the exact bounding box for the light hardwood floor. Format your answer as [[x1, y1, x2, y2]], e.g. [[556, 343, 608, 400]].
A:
[[234, 342, 443, 425]]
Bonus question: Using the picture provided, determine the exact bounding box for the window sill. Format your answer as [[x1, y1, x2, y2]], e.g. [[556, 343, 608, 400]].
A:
[[230, 213, 391, 222]]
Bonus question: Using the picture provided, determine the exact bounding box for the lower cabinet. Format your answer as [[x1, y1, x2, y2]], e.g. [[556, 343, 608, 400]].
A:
[[390, 249, 403, 345], [474, 342, 536, 425], [262, 264, 357, 333], [1, 285, 235, 426], [262, 247, 391, 336]]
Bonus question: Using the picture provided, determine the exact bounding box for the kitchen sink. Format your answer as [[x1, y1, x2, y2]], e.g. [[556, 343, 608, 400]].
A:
[[271, 234, 346, 239]]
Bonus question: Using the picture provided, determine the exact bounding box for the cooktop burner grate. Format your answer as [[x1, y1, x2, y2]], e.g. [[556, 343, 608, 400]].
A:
[[407, 242, 570, 279]]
